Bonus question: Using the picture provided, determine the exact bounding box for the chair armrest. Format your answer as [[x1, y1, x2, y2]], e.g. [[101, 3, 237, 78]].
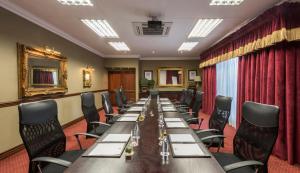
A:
[[200, 135, 225, 141], [223, 160, 264, 172], [175, 104, 187, 107], [181, 111, 195, 115], [90, 121, 111, 127], [106, 114, 121, 117], [200, 135, 225, 152], [185, 117, 199, 122], [32, 157, 71, 167], [74, 133, 100, 149], [195, 129, 219, 134], [74, 132, 100, 139]]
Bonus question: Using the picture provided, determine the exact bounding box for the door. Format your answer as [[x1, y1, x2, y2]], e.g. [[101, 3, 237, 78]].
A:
[[108, 69, 136, 105]]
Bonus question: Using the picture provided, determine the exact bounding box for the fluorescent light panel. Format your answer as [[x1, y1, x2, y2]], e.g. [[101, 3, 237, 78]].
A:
[[188, 19, 223, 38], [81, 19, 119, 38], [57, 0, 93, 6], [109, 42, 130, 51], [210, 0, 244, 6], [178, 42, 198, 51]]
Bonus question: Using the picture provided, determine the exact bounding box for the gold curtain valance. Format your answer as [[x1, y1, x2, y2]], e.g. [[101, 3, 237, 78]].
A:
[[199, 27, 300, 68]]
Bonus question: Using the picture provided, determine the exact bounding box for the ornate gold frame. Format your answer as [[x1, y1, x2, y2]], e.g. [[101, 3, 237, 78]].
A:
[[83, 69, 92, 88], [17, 44, 68, 98], [157, 67, 184, 87]]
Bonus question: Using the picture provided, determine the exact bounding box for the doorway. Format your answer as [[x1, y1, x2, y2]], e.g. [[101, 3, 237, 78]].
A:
[[107, 68, 136, 105]]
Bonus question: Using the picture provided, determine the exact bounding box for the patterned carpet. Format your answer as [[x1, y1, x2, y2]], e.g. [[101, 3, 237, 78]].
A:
[[0, 111, 299, 173]]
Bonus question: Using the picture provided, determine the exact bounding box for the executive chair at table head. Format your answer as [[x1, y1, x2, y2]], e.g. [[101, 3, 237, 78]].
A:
[[213, 101, 280, 173], [18, 100, 85, 173], [81, 92, 110, 136]]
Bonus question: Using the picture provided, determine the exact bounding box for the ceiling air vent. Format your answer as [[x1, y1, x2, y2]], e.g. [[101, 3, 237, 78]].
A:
[[133, 22, 172, 36]]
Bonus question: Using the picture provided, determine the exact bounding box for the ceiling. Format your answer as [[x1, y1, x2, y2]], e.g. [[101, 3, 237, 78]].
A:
[[2, 0, 281, 58]]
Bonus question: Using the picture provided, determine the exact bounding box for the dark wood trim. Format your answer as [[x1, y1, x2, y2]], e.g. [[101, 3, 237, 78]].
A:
[[0, 89, 108, 109], [0, 107, 104, 160]]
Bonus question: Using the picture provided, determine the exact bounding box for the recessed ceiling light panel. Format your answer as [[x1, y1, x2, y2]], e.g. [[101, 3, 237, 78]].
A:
[[188, 19, 223, 38], [210, 0, 244, 6], [109, 42, 130, 51], [81, 19, 119, 38], [178, 42, 198, 51], [57, 0, 93, 6]]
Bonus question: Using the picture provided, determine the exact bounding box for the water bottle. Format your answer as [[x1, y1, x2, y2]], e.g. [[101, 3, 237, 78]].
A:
[[161, 136, 169, 157], [131, 122, 140, 147]]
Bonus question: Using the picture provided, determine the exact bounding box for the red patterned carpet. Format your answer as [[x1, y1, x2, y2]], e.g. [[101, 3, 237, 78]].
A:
[[0, 111, 299, 173]]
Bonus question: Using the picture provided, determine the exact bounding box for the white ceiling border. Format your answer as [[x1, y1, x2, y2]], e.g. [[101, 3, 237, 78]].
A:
[[140, 57, 199, 60]]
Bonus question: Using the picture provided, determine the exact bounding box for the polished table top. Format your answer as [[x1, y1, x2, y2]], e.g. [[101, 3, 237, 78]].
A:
[[65, 98, 225, 173]]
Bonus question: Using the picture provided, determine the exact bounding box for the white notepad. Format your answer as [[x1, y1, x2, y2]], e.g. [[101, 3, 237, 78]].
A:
[[169, 134, 195, 143], [87, 143, 126, 157], [102, 134, 131, 142], [122, 113, 140, 117], [127, 107, 143, 112], [136, 101, 146, 105], [162, 107, 177, 112], [117, 116, 138, 122], [160, 98, 169, 101], [172, 143, 205, 157], [161, 102, 172, 105], [164, 118, 182, 122], [166, 122, 187, 128], [140, 98, 148, 101]]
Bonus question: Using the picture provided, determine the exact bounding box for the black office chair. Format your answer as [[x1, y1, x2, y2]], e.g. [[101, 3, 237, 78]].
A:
[[212, 101, 279, 173], [172, 89, 187, 105], [195, 95, 232, 150], [181, 91, 204, 129], [18, 100, 95, 173], [101, 92, 121, 124], [115, 89, 128, 114], [81, 92, 111, 137], [177, 89, 194, 112], [119, 88, 134, 105]]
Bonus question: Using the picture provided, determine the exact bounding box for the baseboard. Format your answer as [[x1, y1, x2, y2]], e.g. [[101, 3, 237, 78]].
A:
[[0, 107, 103, 160]]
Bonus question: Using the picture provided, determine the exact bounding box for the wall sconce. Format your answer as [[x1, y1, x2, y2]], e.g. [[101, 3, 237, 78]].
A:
[[83, 65, 93, 88]]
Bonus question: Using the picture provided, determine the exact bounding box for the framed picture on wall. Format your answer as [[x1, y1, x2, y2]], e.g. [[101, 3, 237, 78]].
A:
[[144, 70, 153, 80], [188, 70, 197, 81]]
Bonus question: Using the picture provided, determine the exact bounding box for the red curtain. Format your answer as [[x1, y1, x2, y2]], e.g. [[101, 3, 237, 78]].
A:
[[237, 42, 300, 164], [202, 66, 216, 115]]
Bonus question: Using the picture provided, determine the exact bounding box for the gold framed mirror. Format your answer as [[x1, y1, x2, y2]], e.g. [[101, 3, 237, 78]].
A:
[[157, 67, 184, 87], [18, 44, 68, 98]]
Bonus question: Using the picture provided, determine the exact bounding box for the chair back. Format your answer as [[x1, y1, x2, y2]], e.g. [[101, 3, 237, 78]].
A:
[[233, 101, 279, 172], [184, 89, 194, 106], [102, 92, 114, 115], [119, 88, 128, 105], [208, 95, 232, 132], [81, 92, 99, 133], [115, 89, 124, 108], [179, 89, 187, 104], [191, 91, 204, 117], [18, 100, 66, 173]]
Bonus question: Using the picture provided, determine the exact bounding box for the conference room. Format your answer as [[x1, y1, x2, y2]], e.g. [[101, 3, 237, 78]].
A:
[[0, 0, 299, 172]]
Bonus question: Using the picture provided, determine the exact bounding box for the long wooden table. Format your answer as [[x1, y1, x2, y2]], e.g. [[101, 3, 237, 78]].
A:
[[65, 98, 225, 173]]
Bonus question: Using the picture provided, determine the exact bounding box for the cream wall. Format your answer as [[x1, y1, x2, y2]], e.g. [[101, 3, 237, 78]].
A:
[[0, 8, 107, 153], [104, 58, 139, 100], [139, 59, 200, 91]]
